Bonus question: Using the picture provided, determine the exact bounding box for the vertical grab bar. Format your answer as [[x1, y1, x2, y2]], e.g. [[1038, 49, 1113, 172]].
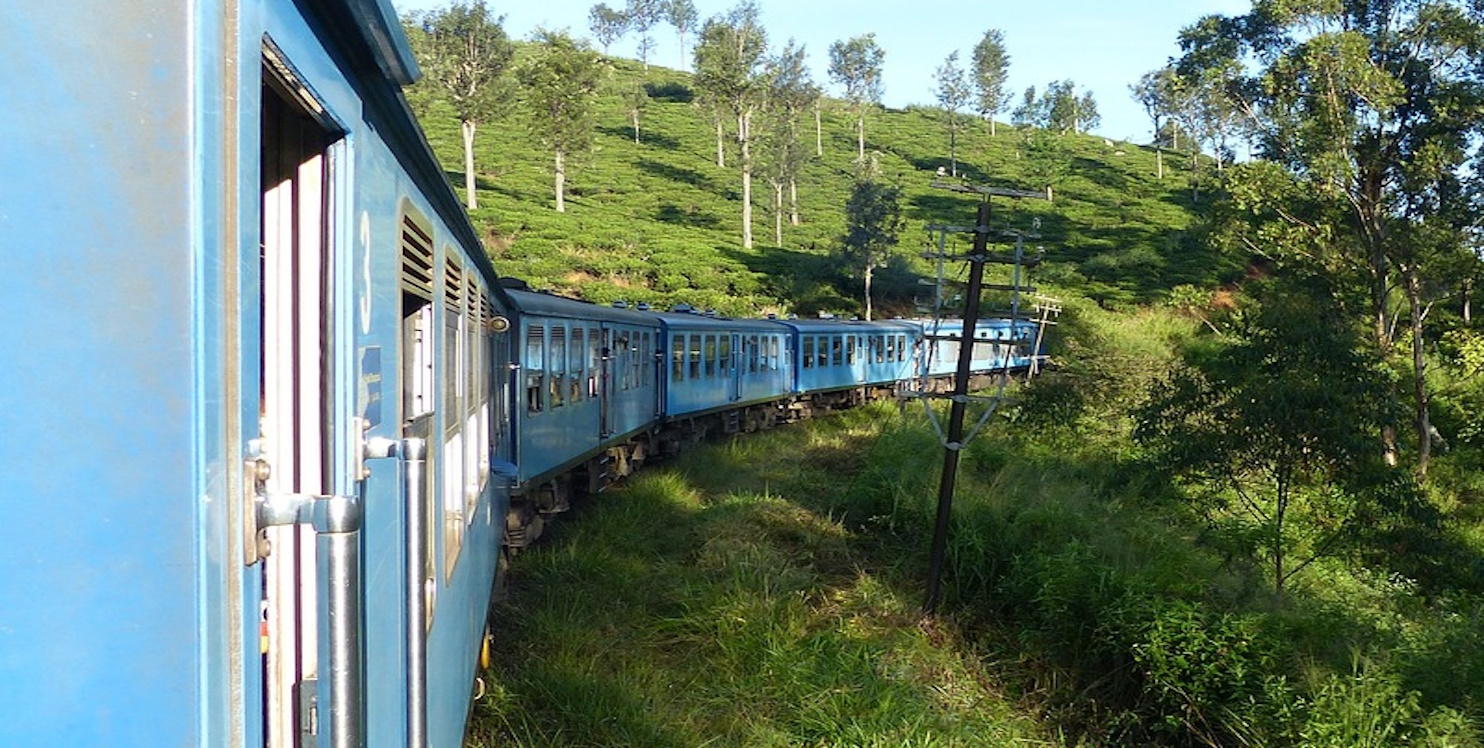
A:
[[362, 433, 429, 748], [315, 494, 364, 748], [401, 438, 429, 748]]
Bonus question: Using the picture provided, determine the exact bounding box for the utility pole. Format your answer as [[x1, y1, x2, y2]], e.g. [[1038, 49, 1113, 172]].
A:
[[921, 181, 1050, 615]]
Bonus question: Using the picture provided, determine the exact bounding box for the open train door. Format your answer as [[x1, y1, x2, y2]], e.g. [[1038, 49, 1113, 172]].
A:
[[247, 50, 364, 748]]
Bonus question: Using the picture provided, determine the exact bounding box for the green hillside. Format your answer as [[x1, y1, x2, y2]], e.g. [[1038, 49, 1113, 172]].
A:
[[408, 56, 1224, 316]]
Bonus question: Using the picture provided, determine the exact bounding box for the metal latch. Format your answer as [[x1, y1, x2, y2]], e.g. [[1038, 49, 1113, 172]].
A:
[[243, 439, 361, 566]]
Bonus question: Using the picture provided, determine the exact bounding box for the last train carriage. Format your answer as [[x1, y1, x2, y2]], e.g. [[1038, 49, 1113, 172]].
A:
[[0, 1, 512, 746]]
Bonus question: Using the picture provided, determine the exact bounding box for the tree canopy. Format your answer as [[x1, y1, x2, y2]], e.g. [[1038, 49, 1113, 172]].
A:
[[402, 0, 514, 210], [828, 34, 886, 161], [970, 29, 1011, 136], [514, 30, 606, 213]]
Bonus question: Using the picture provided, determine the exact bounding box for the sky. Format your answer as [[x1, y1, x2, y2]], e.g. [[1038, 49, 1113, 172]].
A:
[[391, 0, 1254, 143]]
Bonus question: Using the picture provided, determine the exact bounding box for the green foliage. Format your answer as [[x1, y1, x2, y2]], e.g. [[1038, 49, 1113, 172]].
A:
[[586, 3, 629, 56], [404, 1, 515, 125], [514, 31, 606, 212], [840, 177, 904, 319], [970, 29, 1011, 126], [1135, 277, 1395, 592]]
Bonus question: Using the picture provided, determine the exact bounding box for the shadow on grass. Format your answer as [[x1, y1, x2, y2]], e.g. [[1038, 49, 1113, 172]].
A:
[[636, 158, 709, 188], [655, 203, 722, 229], [598, 125, 682, 151]]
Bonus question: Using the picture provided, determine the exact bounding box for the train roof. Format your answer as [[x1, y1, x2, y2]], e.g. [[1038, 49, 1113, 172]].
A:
[[654, 311, 792, 333], [773, 318, 922, 335], [504, 289, 664, 326]]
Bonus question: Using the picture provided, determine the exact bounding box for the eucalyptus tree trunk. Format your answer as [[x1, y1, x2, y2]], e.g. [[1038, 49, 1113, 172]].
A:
[[461, 119, 478, 210], [815, 105, 822, 156], [554, 150, 566, 213], [863, 263, 874, 321], [716, 121, 726, 168], [773, 181, 784, 245], [789, 178, 799, 226], [740, 111, 753, 249], [856, 110, 865, 161]]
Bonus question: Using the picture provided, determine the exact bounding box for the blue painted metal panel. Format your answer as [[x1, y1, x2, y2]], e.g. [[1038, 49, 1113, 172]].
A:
[[658, 315, 792, 418], [0, 5, 203, 745], [507, 291, 662, 486]]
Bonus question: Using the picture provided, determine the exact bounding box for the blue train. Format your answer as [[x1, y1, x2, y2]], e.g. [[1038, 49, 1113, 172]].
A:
[[0, 2, 1040, 747]]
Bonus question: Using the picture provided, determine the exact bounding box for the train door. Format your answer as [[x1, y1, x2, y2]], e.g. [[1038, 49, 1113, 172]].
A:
[[599, 326, 616, 437], [730, 333, 743, 402], [254, 56, 348, 748]]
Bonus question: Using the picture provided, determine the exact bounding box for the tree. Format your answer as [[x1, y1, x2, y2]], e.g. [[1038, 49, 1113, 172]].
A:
[[932, 50, 972, 177], [664, 0, 698, 70], [693, 2, 768, 248], [759, 39, 819, 240], [1075, 90, 1100, 134], [514, 30, 605, 213], [1131, 67, 1179, 178], [1135, 278, 1395, 593], [403, 1, 514, 211], [1011, 80, 1096, 135], [1010, 85, 1042, 129], [623, 80, 648, 143], [587, 3, 629, 56], [828, 34, 886, 161], [1192, 2, 1484, 477], [970, 29, 1011, 136], [625, 0, 665, 70], [840, 173, 904, 321]]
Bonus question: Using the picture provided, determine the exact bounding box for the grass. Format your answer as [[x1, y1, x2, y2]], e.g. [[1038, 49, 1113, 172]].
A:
[[467, 408, 1056, 747]]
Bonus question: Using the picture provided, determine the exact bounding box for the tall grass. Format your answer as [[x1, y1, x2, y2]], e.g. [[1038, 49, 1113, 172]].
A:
[[468, 408, 1054, 747]]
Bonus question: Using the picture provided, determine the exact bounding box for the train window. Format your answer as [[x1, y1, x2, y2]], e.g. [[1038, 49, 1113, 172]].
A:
[[704, 335, 716, 378], [465, 275, 479, 419], [400, 212, 436, 421], [816, 337, 827, 367], [589, 328, 601, 397], [403, 301, 434, 419], [550, 327, 566, 408], [846, 335, 857, 365], [770, 337, 780, 370], [672, 334, 685, 381], [570, 327, 585, 403], [443, 258, 464, 424], [876, 336, 886, 363], [442, 256, 466, 578], [897, 335, 906, 362], [828, 336, 840, 366], [689, 335, 702, 379], [748, 335, 759, 373], [802, 336, 814, 368], [720, 336, 732, 372], [628, 331, 640, 389], [526, 326, 544, 414]]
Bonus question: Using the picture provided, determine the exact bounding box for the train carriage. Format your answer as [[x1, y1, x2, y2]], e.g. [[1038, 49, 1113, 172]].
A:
[[921, 318, 1042, 378], [0, 2, 512, 747], [506, 289, 662, 522], [657, 312, 793, 421]]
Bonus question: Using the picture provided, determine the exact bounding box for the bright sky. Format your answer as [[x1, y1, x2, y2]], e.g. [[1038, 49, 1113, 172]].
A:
[[391, 0, 1254, 143]]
